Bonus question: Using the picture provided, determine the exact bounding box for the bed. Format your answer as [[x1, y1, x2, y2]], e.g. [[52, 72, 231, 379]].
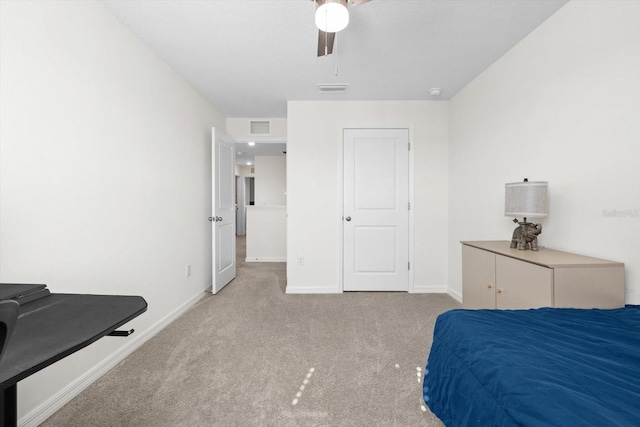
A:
[[423, 306, 640, 426]]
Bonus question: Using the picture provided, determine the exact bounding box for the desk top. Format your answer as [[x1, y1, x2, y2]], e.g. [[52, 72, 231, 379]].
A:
[[0, 293, 147, 388], [461, 240, 624, 268]]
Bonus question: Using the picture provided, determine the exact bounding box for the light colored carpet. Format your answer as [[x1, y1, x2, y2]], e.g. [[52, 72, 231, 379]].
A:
[[42, 237, 459, 426]]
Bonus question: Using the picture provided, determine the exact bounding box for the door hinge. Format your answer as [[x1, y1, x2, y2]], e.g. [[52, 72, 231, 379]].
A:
[[408, 262, 411, 270], [408, 142, 411, 151], [408, 202, 411, 210]]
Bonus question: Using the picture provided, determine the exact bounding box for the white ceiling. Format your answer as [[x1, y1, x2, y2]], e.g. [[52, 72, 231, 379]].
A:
[[101, 0, 568, 118]]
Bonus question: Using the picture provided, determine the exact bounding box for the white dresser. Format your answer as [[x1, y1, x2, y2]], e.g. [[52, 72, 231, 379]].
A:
[[461, 241, 625, 309]]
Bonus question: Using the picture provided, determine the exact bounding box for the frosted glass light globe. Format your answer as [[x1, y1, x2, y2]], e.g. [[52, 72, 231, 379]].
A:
[[315, 2, 349, 33]]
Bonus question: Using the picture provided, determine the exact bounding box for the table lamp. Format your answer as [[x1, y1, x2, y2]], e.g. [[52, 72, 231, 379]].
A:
[[505, 178, 548, 250]]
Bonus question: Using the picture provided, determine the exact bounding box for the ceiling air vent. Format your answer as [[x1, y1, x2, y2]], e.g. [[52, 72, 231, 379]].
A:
[[250, 120, 271, 135], [317, 83, 349, 93]]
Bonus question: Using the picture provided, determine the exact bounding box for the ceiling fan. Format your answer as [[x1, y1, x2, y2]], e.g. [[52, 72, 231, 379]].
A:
[[312, 0, 371, 56]]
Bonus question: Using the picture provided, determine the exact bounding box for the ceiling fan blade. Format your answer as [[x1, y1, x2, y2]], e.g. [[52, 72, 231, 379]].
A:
[[346, 0, 371, 8], [317, 30, 336, 56]]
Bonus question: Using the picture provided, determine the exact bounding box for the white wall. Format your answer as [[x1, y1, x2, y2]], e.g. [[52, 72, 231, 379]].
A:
[[448, 0, 640, 303], [254, 156, 286, 205], [235, 165, 255, 177], [246, 206, 287, 262], [287, 101, 449, 293], [226, 117, 287, 140], [0, 0, 225, 423]]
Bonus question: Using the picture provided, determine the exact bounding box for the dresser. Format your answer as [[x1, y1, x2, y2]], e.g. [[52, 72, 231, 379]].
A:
[[461, 241, 625, 309]]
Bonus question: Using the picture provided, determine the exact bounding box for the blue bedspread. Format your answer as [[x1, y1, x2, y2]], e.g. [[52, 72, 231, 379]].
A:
[[423, 306, 640, 426]]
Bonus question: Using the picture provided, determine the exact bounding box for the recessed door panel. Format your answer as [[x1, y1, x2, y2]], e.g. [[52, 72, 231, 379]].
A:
[[355, 226, 397, 273], [218, 141, 234, 210], [218, 222, 234, 271], [355, 138, 397, 210]]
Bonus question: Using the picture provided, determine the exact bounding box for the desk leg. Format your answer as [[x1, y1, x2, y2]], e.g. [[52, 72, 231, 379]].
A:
[[1, 384, 17, 427]]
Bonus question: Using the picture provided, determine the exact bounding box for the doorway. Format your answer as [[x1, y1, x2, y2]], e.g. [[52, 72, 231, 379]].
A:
[[235, 176, 255, 237], [234, 140, 286, 263], [342, 128, 410, 291]]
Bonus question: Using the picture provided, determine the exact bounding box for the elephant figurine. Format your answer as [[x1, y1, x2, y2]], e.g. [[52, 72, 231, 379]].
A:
[[510, 223, 542, 251]]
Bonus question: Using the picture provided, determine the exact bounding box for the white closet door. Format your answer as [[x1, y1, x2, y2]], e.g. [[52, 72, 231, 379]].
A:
[[343, 128, 409, 291]]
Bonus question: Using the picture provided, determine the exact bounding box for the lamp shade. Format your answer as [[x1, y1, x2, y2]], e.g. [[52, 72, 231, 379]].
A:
[[505, 181, 548, 218], [315, 1, 349, 33]]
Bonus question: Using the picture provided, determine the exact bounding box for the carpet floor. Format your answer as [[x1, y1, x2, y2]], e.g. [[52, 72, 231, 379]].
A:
[[42, 237, 459, 426]]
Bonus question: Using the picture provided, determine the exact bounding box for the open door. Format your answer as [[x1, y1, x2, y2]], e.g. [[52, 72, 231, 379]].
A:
[[211, 128, 236, 294]]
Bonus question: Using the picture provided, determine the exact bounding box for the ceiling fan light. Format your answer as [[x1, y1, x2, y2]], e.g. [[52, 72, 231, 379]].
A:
[[315, 2, 349, 33]]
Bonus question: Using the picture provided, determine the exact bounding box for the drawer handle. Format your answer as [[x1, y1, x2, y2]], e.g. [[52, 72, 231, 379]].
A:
[[497, 288, 504, 294], [487, 284, 493, 289]]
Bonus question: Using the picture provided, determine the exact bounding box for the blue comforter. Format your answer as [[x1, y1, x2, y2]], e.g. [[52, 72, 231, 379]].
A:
[[423, 306, 640, 426]]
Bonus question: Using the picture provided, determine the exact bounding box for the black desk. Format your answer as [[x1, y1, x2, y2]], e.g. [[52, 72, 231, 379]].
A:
[[0, 293, 147, 426]]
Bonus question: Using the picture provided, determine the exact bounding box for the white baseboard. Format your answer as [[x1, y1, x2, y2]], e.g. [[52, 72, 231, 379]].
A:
[[285, 286, 342, 294], [447, 288, 463, 304], [410, 285, 463, 305], [411, 284, 447, 294], [245, 257, 286, 262], [286, 285, 453, 295], [19, 289, 207, 427]]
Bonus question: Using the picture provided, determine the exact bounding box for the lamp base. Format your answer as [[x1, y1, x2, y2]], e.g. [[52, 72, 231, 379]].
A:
[[510, 221, 542, 251]]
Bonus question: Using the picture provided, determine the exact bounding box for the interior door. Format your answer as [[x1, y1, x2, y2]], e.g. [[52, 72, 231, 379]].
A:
[[211, 128, 236, 294], [343, 128, 409, 291]]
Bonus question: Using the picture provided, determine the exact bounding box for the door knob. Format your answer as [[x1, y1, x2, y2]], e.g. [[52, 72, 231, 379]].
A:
[[208, 217, 213, 222], [345, 216, 351, 222]]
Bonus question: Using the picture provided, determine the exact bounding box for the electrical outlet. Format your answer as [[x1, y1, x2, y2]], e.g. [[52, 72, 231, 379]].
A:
[[186, 264, 191, 278], [297, 256, 304, 267]]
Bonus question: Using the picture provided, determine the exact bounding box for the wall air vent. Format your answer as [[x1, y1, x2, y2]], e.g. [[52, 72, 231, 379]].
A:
[[317, 83, 349, 93], [250, 120, 271, 135]]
